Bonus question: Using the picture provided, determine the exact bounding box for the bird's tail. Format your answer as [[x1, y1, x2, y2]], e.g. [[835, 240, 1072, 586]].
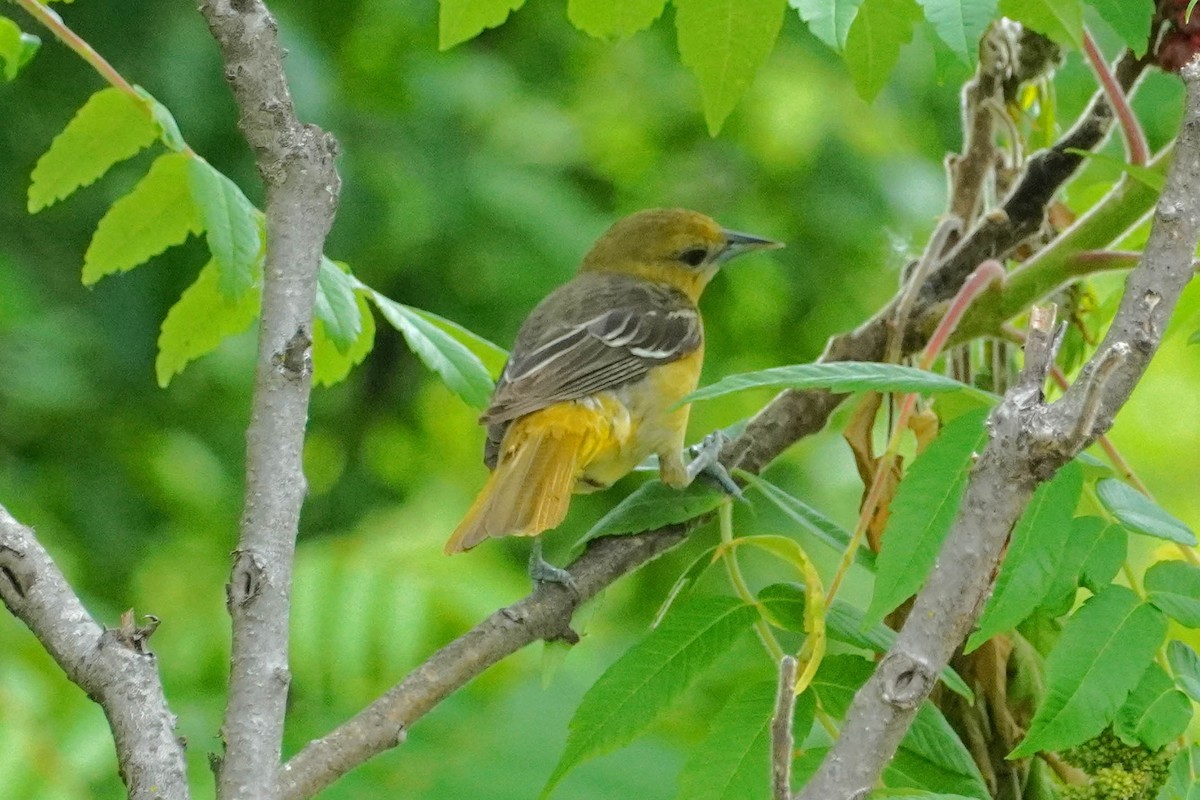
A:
[[445, 406, 605, 554]]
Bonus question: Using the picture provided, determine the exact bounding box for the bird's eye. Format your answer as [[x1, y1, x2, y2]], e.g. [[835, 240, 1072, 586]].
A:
[[678, 247, 708, 267]]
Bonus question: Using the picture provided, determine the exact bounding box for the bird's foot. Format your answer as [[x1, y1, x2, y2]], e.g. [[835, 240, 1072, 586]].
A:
[[686, 431, 744, 500], [529, 539, 579, 595]]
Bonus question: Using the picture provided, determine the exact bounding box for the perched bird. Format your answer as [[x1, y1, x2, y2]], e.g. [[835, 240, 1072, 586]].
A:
[[445, 208, 781, 584]]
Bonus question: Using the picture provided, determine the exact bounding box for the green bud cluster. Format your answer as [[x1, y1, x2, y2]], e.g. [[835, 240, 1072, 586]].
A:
[[1060, 729, 1171, 800]]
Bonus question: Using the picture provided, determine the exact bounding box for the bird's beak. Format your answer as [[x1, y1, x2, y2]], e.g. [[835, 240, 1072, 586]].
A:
[[718, 229, 784, 264]]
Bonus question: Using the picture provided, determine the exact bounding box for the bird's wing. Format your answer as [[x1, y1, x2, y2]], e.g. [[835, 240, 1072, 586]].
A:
[[485, 300, 701, 425]]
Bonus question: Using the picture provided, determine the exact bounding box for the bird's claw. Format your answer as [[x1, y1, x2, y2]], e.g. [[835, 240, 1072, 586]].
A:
[[529, 539, 579, 595], [686, 431, 745, 501]]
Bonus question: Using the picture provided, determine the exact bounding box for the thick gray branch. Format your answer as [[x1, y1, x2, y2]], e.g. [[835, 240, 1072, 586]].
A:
[[795, 59, 1200, 800], [0, 505, 189, 800], [197, 2, 340, 798], [276, 528, 686, 800]]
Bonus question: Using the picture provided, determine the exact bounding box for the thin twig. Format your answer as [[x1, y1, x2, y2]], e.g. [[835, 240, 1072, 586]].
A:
[[1082, 28, 1149, 166], [773, 656, 799, 800]]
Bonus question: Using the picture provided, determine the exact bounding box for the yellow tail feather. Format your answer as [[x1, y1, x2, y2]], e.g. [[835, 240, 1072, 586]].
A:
[[445, 405, 605, 554]]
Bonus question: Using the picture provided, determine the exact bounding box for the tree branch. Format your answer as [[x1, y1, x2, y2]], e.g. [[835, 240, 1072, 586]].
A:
[[196, 2, 340, 798], [724, 47, 1150, 477], [794, 58, 1200, 800], [0, 505, 189, 800], [276, 528, 688, 800]]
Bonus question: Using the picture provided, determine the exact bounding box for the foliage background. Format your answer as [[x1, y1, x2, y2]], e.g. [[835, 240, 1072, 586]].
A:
[[0, 1, 1198, 797]]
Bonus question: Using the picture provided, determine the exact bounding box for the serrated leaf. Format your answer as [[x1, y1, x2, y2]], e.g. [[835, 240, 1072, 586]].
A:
[[188, 158, 262, 298], [844, 0, 923, 102], [568, 0, 667, 38], [313, 290, 375, 387], [685, 362, 979, 406], [790, 0, 865, 50], [759, 583, 973, 700], [1145, 561, 1200, 628], [675, 680, 775, 800], [155, 260, 260, 387], [438, 0, 525, 49], [866, 408, 989, 626], [1041, 516, 1103, 613], [405, 306, 508, 379], [367, 291, 494, 410], [916, 0, 997, 63], [579, 479, 726, 543], [967, 462, 1083, 651], [1114, 663, 1193, 750], [1010, 585, 1167, 757], [1167, 640, 1200, 702], [135, 87, 186, 152], [1087, 0, 1153, 56], [997, 0, 1081, 47], [314, 258, 361, 353], [812, 656, 987, 797], [674, 0, 786, 135], [1097, 478, 1198, 545], [741, 472, 874, 569], [83, 151, 202, 284], [28, 87, 157, 212], [542, 596, 757, 798], [1158, 746, 1200, 800], [0, 16, 39, 81]]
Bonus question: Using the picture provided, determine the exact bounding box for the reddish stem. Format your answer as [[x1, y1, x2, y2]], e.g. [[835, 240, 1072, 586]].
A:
[[1083, 28, 1149, 167]]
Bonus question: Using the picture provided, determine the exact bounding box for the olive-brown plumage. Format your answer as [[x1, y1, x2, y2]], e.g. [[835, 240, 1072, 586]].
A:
[[446, 208, 780, 556]]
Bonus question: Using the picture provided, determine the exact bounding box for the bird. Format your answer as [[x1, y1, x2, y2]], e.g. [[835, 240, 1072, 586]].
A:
[[445, 208, 782, 585]]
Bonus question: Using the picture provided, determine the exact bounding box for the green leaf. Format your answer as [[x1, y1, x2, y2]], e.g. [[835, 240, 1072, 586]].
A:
[[1041, 516, 1102, 613], [997, 0, 1081, 47], [790, 0, 865, 50], [579, 479, 726, 543], [1145, 561, 1200, 628], [967, 462, 1083, 652], [1114, 663, 1193, 750], [759, 583, 973, 700], [915, 0, 997, 63], [1064, 149, 1166, 192], [404, 306, 508, 379], [1167, 640, 1200, 702], [83, 151, 202, 285], [1190, 329, 1200, 346], [844, 0, 923, 102], [568, 0, 667, 38], [1010, 585, 1167, 757], [367, 291, 495, 410], [135, 87, 187, 151], [1087, 0, 1153, 56], [1158, 746, 1200, 800], [674, 680, 775, 800], [0, 16, 39, 81], [28, 87, 158, 213], [812, 656, 987, 797], [438, 0, 525, 49], [1079, 522, 1127, 593], [314, 259, 361, 353], [866, 408, 989, 626], [868, 794, 982, 799], [674, 0, 786, 135], [740, 472, 874, 569], [187, 158, 262, 298], [1097, 478, 1198, 546], [155, 260, 260, 387], [685, 362, 978, 406], [313, 290, 375, 388], [542, 596, 757, 798]]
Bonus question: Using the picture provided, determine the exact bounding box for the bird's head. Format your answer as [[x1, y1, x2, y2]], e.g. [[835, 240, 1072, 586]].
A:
[[579, 208, 782, 301]]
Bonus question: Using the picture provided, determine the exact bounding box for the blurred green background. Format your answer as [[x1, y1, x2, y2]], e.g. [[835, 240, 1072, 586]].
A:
[[1, 1, 1198, 797]]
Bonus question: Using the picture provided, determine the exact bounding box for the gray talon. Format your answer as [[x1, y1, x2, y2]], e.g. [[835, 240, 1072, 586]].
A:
[[686, 431, 744, 500], [529, 539, 579, 595]]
